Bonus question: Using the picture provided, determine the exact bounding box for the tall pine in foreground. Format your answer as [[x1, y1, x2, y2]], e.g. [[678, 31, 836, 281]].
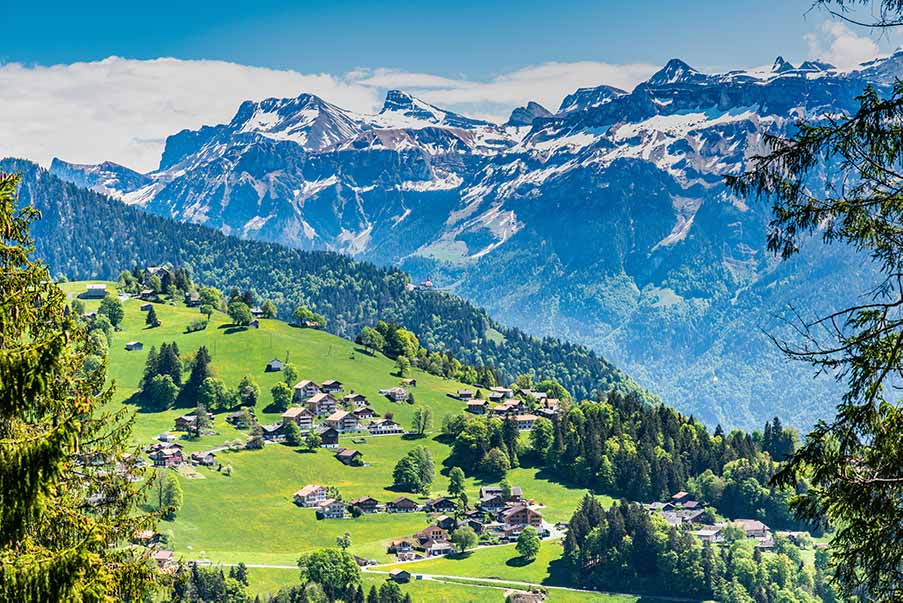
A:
[[0, 172, 158, 601]]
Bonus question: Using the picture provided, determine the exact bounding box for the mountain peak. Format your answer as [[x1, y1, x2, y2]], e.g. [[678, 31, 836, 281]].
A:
[[380, 89, 418, 113], [505, 101, 553, 127], [378, 89, 490, 129], [647, 58, 703, 86], [772, 56, 795, 73]]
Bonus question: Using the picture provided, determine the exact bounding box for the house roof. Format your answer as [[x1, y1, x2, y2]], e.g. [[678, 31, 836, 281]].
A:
[[281, 407, 310, 418], [734, 519, 769, 531], [294, 380, 316, 389], [350, 496, 379, 505], [335, 448, 361, 459], [295, 484, 324, 497], [321, 379, 342, 386], [327, 410, 350, 422], [514, 414, 539, 422], [389, 496, 418, 506], [308, 392, 335, 404]]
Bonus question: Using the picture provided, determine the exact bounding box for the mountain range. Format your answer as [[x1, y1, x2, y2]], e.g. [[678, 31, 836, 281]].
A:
[[47, 52, 899, 429]]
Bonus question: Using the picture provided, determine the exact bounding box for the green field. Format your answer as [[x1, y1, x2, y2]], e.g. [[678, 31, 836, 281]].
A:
[[64, 282, 602, 598]]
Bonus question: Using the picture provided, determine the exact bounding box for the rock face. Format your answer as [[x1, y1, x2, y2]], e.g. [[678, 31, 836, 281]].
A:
[[50, 53, 903, 429]]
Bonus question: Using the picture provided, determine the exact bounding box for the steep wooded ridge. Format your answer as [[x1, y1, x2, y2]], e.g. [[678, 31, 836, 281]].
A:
[[47, 54, 898, 429], [6, 158, 637, 402]]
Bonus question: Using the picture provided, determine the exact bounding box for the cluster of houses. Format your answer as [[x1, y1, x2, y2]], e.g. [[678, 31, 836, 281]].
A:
[[384, 486, 548, 562], [144, 438, 217, 469], [458, 386, 560, 431], [291, 483, 548, 558], [260, 375, 407, 445], [646, 491, 776, 549]]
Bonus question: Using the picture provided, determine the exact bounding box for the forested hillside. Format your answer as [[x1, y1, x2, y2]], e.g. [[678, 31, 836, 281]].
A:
[[7, 158, 638, 402]]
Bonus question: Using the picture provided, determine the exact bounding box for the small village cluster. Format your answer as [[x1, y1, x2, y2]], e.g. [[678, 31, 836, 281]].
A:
[[293, 484, 551, 561], [458, 386, 560, 429], [645, 491, 813, 550], [259, 368, 407, 446]]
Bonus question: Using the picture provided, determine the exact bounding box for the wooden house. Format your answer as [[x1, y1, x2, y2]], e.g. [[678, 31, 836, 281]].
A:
[[343, 393, 368, 407], [353, 407, 376, 420], [320, 379, 343, 393], [293, 484, 328, 507], [148, 446, 183, 468], [325, 409, 359, 433], [385, 387, 408, 402], [293, 380, 320, 401], [456, 388, 475, 400], [425, 497, 457, 514], [413, 525, 448, 545], [386, 496, 420, 513], [124, 341, 144, 351], [281, 406, 315, 431], [367, 418, 404, 435], [190, 451, 216, 466], [466, 399, 488, 414], [82, 283, 108, 299], [513, 414, 539, 431], [306, 393, 338, 416], [501, 505, 543, 529], [317, 426, 340, 448], [316, 498, 345, 519], [349, 496, 380, 513], [389, 569, 411, 583], [334, 448, 363, 466]]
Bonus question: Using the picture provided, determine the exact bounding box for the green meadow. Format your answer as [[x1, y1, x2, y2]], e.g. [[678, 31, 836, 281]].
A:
[[64, 282, 600, 598]]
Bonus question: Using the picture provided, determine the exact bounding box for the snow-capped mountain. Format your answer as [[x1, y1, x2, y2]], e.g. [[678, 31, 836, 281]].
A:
[[50, 52, 903, 429]]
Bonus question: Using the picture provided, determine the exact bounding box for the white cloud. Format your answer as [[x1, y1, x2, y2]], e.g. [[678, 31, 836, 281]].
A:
[[804, 21, 882, 70], [0, 56, 656, 172]]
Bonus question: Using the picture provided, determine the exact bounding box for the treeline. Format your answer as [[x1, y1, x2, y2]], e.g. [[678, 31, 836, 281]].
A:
[[565, 496, 836, 602], [9, 158, 641, 402]]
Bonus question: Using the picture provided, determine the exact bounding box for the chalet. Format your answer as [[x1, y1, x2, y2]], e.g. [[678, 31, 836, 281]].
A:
[[413, 525, 448, 545], [317, 498, 346, 519], [425, 497, 457, 514], [82, 283, 108, 299], [306, 393, 338, 416], [261, 423, 286, 441], [147, 265, 172, 278], [281, 406, 315, 431], [225, 408, 256, 425], [139, 289, 159, 302], [148, 446, 183, 468], [385, 387, 408, 402], [480, 485, 523, 502], [490, 386, 514, 397], [353, 555, 376, 567], [466, 399, 488, 415], [250, 306, 265, 318], [537, 398, 561, 417], [139, 303, 153, 311], [293, 484, 328, 507], [388, 569, 411, 584], [320, 379, 343, 393], [491, 399, 522, 416], [157, 432, 177, 443], [502, 505, 543, 529], [265, 358, 285, 372], [343, 393, 368, 407], [349, 496, 380, 513], [670, 491, 693, 505], [681, 509, 716, 525], [694, 527, 723, 544], [646, 501, 675, 512], [513, 414, 539, 431], [401, 378, 417, 387], [734, 519, 769, 539], [435, 515, 457, 530], [488, 390, 507, 402], [367, 418, 404, 435], [661, 511, 683, 527], [387, 538, 415, 553], [173, 412, 213, 432], [386, 497, 420, 513], [334, 448, 363, 466], [458, 518, 484, 534], [456, 388, 475, 400], [133, 529, 158, 545], [325, 410, 359, 433], [152, 549, 175, 569], [422, 539, 453, 556], [353, 407, 376, 420], [317, 426, 340, 448], [249, 319, 260, 329], [184, 291, 201, 307], [124, 341, 144, 352], [293, 380, 320, 401], [479, 494, 506, 513], [190, 451, 216, 466]]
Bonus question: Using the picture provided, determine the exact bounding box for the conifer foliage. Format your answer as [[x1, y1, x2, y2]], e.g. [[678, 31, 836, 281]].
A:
[[0, 173, 157, 601]]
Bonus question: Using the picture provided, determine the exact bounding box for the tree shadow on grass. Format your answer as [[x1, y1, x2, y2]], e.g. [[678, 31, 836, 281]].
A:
[[444, 551, 474, 561], [505, 556, 533, 568], [222, 325, 248, 335], [401, 433, 426, 441]]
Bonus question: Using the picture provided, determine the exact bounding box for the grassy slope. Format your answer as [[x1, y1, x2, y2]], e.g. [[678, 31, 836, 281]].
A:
[[64, 282, 599, 595]]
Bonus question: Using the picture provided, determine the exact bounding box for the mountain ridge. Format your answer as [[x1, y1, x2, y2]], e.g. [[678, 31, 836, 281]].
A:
[[46, 52, 896, 428]]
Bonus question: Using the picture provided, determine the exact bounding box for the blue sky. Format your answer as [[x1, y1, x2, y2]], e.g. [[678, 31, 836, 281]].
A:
[[2, 1, 900, 171], [4, 0, 891, 75]]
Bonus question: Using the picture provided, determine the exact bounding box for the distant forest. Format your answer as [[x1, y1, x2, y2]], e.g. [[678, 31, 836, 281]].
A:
[[6, 158, 642, 402]]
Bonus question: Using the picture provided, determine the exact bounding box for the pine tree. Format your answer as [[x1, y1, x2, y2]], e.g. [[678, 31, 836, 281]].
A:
[[145, 304, 160, 327], [0, 172, 157, 600]]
